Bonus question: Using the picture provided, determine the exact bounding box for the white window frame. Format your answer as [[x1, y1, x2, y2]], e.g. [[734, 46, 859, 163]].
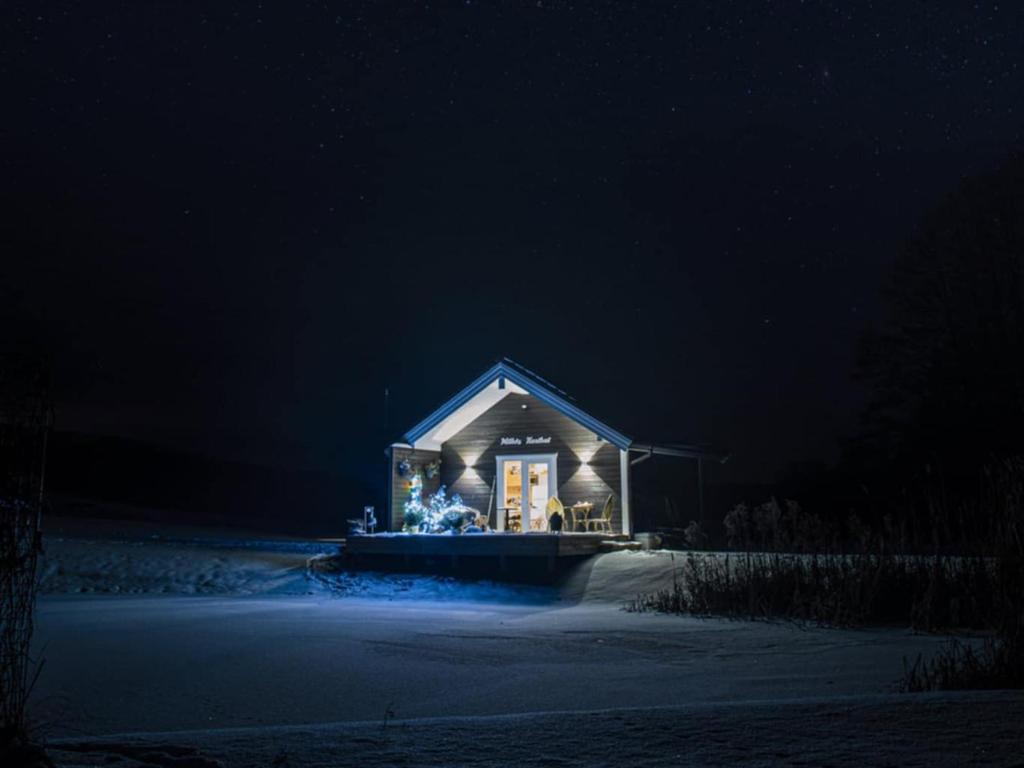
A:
[[495, 453, 558, 532]]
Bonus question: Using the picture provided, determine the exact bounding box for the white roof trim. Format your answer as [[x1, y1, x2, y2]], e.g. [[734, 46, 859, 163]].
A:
[[411, 377, 527, 451], [403, 360, 633, 450]]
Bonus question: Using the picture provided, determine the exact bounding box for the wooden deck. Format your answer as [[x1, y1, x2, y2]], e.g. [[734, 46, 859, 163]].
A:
[[345, 532, 629, 560]]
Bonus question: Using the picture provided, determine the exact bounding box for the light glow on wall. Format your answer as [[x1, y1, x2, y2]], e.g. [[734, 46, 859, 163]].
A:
[[569, 462, 598, 482], [450, 450, 484, 484], [459, 451, 483, 470], [577, 442, 602, 466]]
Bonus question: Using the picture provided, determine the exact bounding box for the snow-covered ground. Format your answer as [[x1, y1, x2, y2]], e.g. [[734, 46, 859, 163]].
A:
[[31, 519, 1024, 766], [38, 516, 337, 596], [47, 693, 1024, 767], [39, 515, 687, 603]]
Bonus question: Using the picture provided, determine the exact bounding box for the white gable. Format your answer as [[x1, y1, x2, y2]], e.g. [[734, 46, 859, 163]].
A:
[[412, 377, 528, 451]]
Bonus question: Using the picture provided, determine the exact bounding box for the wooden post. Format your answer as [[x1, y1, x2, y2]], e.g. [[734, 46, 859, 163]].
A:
[[619, 449, 632, 537], [486, 475, 496, 529]]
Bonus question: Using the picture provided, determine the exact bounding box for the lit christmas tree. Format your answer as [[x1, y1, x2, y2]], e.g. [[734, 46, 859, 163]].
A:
[[402, 474, 473, 533], [403, 474, 426, 531]]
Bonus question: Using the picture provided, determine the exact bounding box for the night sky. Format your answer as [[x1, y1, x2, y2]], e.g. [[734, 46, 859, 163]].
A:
[[2, 2, 1021, 489]]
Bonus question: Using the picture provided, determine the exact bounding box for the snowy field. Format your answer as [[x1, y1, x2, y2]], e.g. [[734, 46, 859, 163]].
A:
[[31, 518, 1024, 766], [38, 516, 336, 596]]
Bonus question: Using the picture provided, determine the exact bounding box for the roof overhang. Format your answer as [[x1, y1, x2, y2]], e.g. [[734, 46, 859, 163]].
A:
[[403, 361, 633, 452], [628, 442, 730, 464]]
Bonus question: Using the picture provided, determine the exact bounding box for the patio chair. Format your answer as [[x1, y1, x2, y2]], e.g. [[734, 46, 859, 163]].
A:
[[546, 496, 565, 532], [587, 494, 614, 534]]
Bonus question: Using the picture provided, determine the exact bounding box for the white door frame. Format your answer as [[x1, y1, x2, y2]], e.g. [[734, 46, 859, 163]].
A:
[[495, 453, 558, 532]]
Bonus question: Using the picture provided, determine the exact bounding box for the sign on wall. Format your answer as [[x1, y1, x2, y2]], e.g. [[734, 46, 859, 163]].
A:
[[499, 435, 552, 446]]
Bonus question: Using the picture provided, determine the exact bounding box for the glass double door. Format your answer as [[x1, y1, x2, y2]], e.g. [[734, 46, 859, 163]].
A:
[[496, 454, 557, 532]]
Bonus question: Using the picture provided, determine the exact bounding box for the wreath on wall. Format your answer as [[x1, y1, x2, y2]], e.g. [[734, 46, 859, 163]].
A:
[[397, 458, 413, 477], [424, 458, 442, 479]]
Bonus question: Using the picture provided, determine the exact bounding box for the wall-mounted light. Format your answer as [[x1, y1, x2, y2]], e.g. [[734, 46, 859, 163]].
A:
[[521, 403, 528, 410], [460, 451, 482, 470]]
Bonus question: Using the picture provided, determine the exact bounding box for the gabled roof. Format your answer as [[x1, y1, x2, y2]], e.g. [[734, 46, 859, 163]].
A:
[[403, 358, 633, 451]]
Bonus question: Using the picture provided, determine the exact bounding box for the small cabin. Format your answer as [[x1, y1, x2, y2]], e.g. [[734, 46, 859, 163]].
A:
[[382, 359, 721, 539]]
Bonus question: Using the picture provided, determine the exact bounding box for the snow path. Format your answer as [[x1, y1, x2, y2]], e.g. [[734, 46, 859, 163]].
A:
[[47, 692, 1024, 767]]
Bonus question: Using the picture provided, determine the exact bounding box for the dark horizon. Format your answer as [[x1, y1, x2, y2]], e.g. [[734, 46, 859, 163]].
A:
[[3, 2, 1022, 498]]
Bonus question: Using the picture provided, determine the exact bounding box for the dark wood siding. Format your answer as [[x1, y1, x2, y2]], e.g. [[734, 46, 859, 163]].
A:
[[439, 393, 623, 532], [387, 446, 441, 531]]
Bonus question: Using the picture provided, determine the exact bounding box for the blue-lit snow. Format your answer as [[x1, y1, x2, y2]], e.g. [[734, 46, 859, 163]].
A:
[[33, 518, 1024, 766]]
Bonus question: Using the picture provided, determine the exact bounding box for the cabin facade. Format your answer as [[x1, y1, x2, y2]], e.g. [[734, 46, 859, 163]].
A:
[[383, 360, 722, 538]]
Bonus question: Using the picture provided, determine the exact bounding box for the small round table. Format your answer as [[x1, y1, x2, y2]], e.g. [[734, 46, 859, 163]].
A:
[[568, 502, 594, 531]]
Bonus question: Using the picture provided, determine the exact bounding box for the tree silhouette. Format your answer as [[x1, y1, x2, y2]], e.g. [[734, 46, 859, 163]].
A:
[[855, 154, 1024, 497]]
